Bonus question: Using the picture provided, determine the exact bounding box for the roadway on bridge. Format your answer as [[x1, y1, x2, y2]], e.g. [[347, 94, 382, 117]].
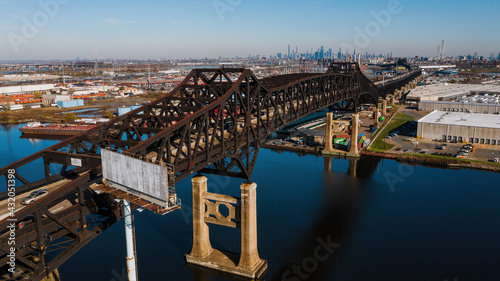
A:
[[0, 176, 84, 221]]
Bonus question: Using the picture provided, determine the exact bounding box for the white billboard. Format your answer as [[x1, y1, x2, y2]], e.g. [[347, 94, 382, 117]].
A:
[[101, 149, 170, 204]]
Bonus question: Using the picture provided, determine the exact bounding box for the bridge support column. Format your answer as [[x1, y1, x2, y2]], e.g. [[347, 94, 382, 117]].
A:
[[186, 176, 267, 279], [390, 95, 395, 106], [123, 199, 138, 281], [382, 100, 388, 116], [374, 106, 380, 127], [323, 112, 335, 154], [189, 176, 212, 258], [239, 182, 262, 270], [349, 114, 360, 156]]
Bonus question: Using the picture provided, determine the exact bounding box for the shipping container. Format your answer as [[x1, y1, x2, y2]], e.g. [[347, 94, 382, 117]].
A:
[[334, 138, 346, 144], [334, 134, 350, 139]]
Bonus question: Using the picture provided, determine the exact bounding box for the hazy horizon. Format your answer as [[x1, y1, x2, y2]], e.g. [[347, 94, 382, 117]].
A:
[[1, 0, 499, 60]]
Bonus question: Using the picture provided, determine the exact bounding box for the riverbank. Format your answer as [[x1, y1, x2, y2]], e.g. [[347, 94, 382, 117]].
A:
[[362, 150, 500, 172], [263, 140, 500, 173]]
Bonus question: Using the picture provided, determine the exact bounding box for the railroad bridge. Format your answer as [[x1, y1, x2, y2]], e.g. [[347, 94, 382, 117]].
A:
[[0, 61, 421, 280]]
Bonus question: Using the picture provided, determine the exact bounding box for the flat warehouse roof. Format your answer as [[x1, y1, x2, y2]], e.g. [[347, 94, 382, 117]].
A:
[[419, 111, 500, 129], [420, 100, 500, 106], [408, 84, 500, 101]]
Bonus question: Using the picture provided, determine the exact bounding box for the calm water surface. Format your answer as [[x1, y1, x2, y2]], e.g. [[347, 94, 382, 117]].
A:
[[1, 124, 499, 281]]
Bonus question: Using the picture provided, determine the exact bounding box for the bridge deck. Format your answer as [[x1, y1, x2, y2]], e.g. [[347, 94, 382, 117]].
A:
[[0, 172, 89, 221], [260, 73, 325, 90]]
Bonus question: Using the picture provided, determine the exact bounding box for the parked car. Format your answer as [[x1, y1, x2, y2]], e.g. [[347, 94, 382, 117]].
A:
[[21, 189, 49, 205], [494, 158, 499, 163]]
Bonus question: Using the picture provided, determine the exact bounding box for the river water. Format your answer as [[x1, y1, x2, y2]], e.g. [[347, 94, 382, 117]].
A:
[[1, 124, 500, 281]]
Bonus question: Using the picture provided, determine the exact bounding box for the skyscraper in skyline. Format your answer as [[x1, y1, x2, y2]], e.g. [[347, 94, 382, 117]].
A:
[[441, 40, 446, 59], [288, 44, 290, 58]]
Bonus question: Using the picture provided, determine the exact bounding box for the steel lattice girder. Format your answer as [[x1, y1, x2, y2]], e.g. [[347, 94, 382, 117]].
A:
[[0, 63, 421, 279], [0, 64, 421, 186], [0, 176, 121, 281]]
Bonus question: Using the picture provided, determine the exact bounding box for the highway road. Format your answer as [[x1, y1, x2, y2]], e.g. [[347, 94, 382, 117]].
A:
[[0, 177, 82, 222]]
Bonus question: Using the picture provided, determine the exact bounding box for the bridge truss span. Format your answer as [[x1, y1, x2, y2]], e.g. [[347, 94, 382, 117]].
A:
[[0, 61, 421, 280]]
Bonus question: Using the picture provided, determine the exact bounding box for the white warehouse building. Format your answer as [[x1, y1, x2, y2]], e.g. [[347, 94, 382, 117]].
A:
[[417, 110, 500, 145]]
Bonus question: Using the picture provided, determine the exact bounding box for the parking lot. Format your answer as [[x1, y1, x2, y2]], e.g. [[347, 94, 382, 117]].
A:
[[375, 107, 500, 163], [386, 135, 500, 163]]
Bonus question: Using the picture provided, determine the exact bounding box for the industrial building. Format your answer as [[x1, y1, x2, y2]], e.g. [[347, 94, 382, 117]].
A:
[[42, 94, 71, 105], [419, 100, 500, 114], [0, 84, 57, 95], [57, 99, 84, 108], [407, 84, 500, 101], [417, 110, 500, 145]]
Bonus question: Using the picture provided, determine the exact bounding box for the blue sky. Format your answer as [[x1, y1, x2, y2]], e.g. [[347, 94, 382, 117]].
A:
[[0, 0, 499, 60]]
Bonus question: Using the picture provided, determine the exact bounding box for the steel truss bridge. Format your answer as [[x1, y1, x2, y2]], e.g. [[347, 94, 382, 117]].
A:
[[0, 61, 421, 280]]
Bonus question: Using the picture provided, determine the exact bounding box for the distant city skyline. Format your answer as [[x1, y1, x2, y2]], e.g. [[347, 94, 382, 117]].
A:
[[0, 0, 499, 60]]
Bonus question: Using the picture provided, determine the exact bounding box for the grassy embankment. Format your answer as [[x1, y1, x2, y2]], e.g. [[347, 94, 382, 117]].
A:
[[405, 153, 500, 166], [369, 112, 415, 151]]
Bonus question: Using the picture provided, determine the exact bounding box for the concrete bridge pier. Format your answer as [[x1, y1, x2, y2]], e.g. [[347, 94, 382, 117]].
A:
[[323, 112, 335, 154], [186, 176, 267, 280], [374, 105, 380, 127], [348, 114, 360, 157], [382, 99, 388, 116], [389, 95, 395, 106]]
